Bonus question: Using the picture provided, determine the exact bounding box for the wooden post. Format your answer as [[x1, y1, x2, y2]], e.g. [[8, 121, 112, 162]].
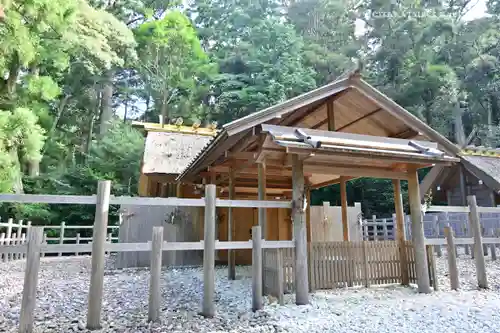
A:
[[490, 228, 497, 261], [21, 233, 26, 259], [41, 233, 46, 258], [444, 225, 459, 290], [340, 176, 349, 241], [393, 179, 409, 285], [202, 184, 216, 317], [258, 163, 267, 239], [382, 219, 388, 240], [482, 226, 488, 256], [86, 180, 111, 330], [148, 227, 163, 322], [19, 227, 43, 333], [6, 218, 13, 261], [16, 220, 23, 260], [362, 240, 370, 287], [372, 215, 377, 240], [106, 233, 112, 255], [276, 249, 284, 305], [407, 169, 431, 293], [468, 195, 488, 289], [464, 222, 470, 256], [75, 233, 80, 256], [58, 221, 65, 257], [228, 167, 236, 280], [322, 201, 330, 242], [291, 154, 309, 305], [252, 226, 263, 311], [426, 245, 438, 291], [0, 232, 4, 262], [432, 216, 442, 257]]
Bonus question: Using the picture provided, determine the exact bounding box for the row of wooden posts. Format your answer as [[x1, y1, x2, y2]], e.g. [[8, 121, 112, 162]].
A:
[[15, 182, 292, 333]]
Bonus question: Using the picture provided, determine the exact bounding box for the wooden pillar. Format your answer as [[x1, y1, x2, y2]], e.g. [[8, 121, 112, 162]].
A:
[[176, 182, 182, 198], [305, 183, 311, 243], [459, 166, 467, 206], [252, 226, 263, 311], [407, 170, 431, 294], [327, 99, 335, 131], [202, 184, 216, 317], [87, 180, 111, 329], [393, 179, 409, 285], [340, 176, 349, 241], [258, 163, 267, 239], [148, 227, 163, 322], [291, 154, 309, 305], [228, 168, 236, 280]]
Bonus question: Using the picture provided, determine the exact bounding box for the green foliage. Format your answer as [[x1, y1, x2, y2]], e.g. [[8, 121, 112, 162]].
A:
[[0, 108, 45, 192], [135, 10, 215, 123]]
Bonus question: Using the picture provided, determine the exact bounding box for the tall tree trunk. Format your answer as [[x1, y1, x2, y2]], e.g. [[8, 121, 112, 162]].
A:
[[99, 70, 114, 138], [9, 148, 24, 194], [6, 52, 20, 97], [454, 104, 465, 146], [160, 92, 168, 126]]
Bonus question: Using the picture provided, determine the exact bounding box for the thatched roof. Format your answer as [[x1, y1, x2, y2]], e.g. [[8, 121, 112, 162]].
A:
[[420, 145, 500, 199], [142, 131, 214, 175]]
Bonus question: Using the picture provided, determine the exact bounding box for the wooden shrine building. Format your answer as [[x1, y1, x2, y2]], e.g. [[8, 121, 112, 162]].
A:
[[176, 71, 460, 296], [420, 145, 500, 207]]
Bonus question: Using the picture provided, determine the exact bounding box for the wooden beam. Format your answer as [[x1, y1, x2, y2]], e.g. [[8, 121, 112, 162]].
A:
[[334, 108, 383, 132], [340, 177, 349, 241], [393, 179, 409, 285], [281, 146, 454, 167], [327, 98, 335, 131], [392, 129, 419, 139], [258, 162, 267, 240], [303, 163, 409, 179], [291, 154, 309, 305], [310, 176, 358, 189], [407, 168, 432, 293]]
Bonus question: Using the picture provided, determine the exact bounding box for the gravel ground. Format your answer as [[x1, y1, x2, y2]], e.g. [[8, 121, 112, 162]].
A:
[[2, 249, 500, 333]]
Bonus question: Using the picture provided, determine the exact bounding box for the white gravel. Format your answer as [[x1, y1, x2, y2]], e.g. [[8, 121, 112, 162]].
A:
[[2, 250, 500, 332]]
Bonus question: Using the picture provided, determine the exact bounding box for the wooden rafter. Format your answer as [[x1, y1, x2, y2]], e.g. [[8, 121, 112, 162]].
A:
[[330, 108, 383, 131]]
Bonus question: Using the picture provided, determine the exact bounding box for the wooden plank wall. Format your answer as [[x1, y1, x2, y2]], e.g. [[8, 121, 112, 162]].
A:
[[116, 205, 203, 268], [310, 203, 362, 242], [308, 241, 415, 290], [217, 207, 292, 265]]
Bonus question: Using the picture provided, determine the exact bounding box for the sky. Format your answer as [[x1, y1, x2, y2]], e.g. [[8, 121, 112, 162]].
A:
[[463, 0, 488, 21]]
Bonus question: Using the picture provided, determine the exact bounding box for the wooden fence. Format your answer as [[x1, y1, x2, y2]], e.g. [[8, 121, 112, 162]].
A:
[[0, 181, 297, 333], [0, 219, 120, 261], [262, 240, 425, 302], [309, 241, 419, 289]]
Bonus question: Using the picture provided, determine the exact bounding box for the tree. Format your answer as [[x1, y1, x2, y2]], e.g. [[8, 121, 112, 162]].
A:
[[191, 0, 317, 123], [134, 11, 215, 124]]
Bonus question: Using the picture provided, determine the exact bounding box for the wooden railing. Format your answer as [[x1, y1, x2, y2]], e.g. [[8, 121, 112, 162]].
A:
[[0, 219, 120, 261]]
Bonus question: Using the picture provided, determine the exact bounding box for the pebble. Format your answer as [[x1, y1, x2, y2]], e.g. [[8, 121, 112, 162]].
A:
[[2, 252, 500, 332]]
